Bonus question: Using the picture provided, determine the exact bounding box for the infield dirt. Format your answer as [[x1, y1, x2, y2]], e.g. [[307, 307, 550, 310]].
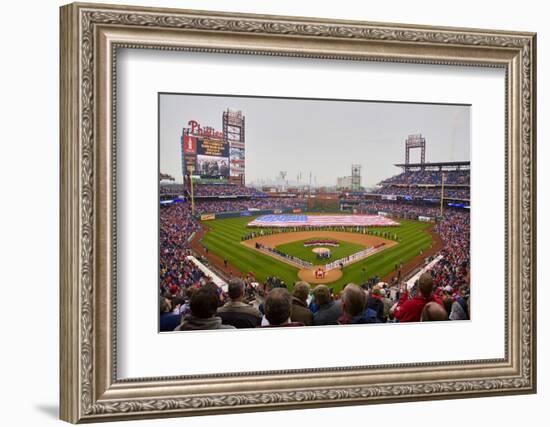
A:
[[241, 230, 394, 250]]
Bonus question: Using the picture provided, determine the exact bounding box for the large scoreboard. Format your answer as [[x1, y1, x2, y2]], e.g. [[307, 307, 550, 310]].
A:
[[181, 110, 245, 182], [182, 134, 229, 178]]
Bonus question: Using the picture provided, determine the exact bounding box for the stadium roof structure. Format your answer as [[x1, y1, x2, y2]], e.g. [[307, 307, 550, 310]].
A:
[[394, 161, 470, 171]]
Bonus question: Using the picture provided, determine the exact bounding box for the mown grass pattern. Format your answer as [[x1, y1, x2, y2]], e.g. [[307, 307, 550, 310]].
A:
[[201, 216, 433, 292]]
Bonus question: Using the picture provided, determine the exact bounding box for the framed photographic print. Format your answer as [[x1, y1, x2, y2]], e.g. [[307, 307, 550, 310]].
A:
[[60, 2, 537, 423]]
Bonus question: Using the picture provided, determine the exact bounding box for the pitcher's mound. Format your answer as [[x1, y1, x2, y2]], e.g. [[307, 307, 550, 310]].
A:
[[298, 267, 343, 284]]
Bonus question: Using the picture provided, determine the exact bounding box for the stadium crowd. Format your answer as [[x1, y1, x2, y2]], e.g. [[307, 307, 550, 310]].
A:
[[194, 197, 306, 214], [161, 262, 470, 331], [160, 183, 186, 195], [192, 183, 266, 197], [373, 186, 470, 200], [159, 203, 203, 305], [358, 168, 471, 201], [354, 201, 445, 218], [380, 169, 470, 186]]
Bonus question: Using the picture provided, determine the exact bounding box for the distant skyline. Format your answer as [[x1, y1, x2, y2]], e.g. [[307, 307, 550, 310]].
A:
[[159, 94, 470, 188]]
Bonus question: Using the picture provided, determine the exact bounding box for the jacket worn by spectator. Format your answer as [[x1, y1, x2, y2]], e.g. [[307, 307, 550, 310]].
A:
[[394, 291, 443, 323], [313, 300, 343, 326], [449, 296, 469, 320], [174, 315, 235, 331], [367, 294, 385, 322], [338, 308, 380, 325], [290, 296, 313, 326], [217, 301, 261, 318], [160, 312, 182, 332], [217, 301, 261, 328], [260, 321, 304, 328]]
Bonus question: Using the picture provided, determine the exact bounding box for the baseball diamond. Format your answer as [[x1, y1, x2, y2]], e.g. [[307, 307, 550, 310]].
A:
[[200, 216, 431, 290]]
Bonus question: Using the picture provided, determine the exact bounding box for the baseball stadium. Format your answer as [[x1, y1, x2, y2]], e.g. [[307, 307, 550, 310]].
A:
[[159, 104, 470, 331]]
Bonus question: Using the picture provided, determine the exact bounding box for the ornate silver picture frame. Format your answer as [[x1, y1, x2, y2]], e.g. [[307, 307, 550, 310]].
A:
[[60, 2, 536, 423]]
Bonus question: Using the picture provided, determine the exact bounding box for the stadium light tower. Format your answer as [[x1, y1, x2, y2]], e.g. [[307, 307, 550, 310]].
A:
[[351, 164, 361, 191], [405, 134, 426, 167]]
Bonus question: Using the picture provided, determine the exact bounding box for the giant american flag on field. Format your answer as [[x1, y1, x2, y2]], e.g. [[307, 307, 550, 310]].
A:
[[247, 214, 399, 228]]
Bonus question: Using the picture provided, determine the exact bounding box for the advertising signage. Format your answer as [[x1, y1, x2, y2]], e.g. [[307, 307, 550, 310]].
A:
[[182, 113, 245, 181]]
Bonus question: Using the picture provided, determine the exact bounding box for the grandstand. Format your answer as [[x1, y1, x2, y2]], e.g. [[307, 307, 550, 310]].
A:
[[369, 161, 470, 202], [340, 160, 470, 217]]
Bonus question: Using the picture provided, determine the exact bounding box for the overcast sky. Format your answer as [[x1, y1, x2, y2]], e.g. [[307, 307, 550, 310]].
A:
[[159, 93, 470, 188]]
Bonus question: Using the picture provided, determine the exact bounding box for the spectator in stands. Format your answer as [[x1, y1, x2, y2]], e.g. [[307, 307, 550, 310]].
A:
[[194, 197, 307, 215], [366, 286, 385, 322], [159, 297, 182, 332], [449, 284, 470, 320], [178, 287, 196, 318], [170, 295, 186, 314], [217, 278, 261, 328], [441, 294, 454, 318], [175, 287, 235, 331], [203, 281, 226, 307], [338, 284, 379, 324], [262, 288, 303, 327], [393, 273, 443, 322], [290, 281, 313, 326], [421, 301, 449, 321], [312, 285, 342, 326], [380, 288, 394, 321]]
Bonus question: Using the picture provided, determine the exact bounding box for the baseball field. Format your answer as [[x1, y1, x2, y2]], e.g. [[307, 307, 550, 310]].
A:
[[199, 215, 435, 291]]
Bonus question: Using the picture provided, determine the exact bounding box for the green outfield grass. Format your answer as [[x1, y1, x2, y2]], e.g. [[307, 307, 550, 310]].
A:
[[200, 216, 433, 292], [275, 238, 365, 264]]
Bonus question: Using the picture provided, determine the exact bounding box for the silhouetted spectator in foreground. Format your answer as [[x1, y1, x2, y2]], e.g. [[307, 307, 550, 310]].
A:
[[366, 287, 385, 322], [312, 284, 342, 326], [338, 284, 379, 325], [393, 273, 443, 323], [261, 288, 303, 327], [449, 285, 470, 320], [175, 287, 235, 331], [290, 281, 313, 326], [421, 301, 449, 321], [217, 278, 261, 328], [159, 297, 182, 332]]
